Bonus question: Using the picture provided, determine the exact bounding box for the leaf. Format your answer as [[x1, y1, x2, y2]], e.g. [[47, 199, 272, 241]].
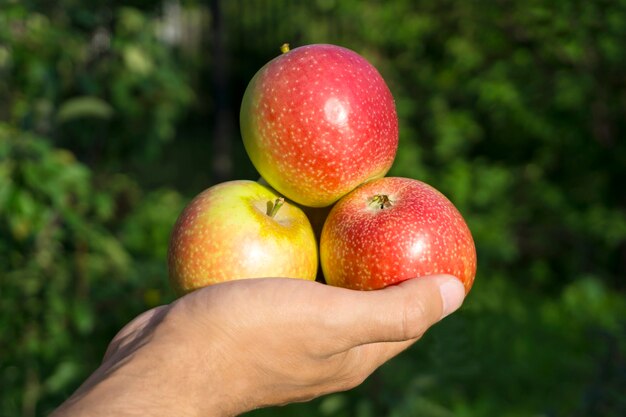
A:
[[57, 96, 113, 123], [72, 301, 95, 335], [123, 45, 154, 75], [319, 394, 347, 416], [44, 361, 81, 394]]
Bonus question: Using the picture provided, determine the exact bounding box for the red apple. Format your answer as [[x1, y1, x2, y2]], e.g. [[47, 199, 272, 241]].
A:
[[320, 177, 476, 293], [240, 44, 398, 208], [168, 180, 318, 294]]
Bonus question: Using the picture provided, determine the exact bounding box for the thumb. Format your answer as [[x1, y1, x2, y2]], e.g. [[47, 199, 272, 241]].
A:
[[331, 275, 466, 349]]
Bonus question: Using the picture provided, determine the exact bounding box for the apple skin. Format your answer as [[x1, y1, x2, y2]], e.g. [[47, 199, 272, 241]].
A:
[[257, 176, 332, 284], [257, 175, 333, 240], [168, 180, 318, 295], [241, 44, 398, 208], [320, 177, 477, 293]]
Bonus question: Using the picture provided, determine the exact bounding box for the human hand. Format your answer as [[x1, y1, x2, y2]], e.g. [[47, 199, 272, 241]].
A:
[[52, 275, 465, 417]]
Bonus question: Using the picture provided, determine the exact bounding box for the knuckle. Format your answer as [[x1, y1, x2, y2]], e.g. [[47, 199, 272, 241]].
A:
[[399, 293, 430, 340], [331, 350, 372, 391], [335, 369, 369, 392]]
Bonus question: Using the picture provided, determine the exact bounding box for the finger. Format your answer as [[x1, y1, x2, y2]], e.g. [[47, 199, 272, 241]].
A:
[[103, 305, 170, 362], [328, 275, 465, 349]]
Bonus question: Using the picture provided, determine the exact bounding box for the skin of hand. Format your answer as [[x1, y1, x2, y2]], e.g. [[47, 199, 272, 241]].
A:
[[51, 274, 465, 417]]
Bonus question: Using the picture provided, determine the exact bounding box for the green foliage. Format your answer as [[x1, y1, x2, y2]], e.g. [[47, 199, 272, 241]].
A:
[[1, 126, 118, 414], [0, 3, 194, 168], [2, 0, 626, 416], [0, 126, 181, 415], [236, 1, 626, 416]]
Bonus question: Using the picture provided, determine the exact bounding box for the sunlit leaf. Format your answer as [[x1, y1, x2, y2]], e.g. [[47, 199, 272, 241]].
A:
[[57, 96, 113, 122]]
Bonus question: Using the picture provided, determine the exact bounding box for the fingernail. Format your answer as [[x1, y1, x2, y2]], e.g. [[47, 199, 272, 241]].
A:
[[438, 276, 465, 319]]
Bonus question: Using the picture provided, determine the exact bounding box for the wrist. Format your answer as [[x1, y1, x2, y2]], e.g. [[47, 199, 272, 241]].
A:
[[52, 345, 202, 417], [135, 306, 259, 416], [53, 312, 249, 417]]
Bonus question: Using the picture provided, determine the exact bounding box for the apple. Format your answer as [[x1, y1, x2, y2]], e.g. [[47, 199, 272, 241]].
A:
[[240, 43, 399, 208], [168, 180, 318, 294], [257, 176, 332, 283], [320, 177, 476, 293], [257, 175, 332, 241]]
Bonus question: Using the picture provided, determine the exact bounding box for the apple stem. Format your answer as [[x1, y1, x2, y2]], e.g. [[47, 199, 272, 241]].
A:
[[280, 43, 290, 54], [268, 197, 285, 218], [370, 194, 392, 210]]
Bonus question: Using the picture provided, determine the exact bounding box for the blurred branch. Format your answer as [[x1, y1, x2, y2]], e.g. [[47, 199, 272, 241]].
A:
[[209, 0, 233, 183]]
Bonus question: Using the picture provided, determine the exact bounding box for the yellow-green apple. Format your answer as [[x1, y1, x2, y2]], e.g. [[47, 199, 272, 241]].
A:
[[257, 176, 333, 283], [320, 177, 477, 293], [168, 180, 318, 295], [240, 43, 398, 207], [257, 175, 332, 241]]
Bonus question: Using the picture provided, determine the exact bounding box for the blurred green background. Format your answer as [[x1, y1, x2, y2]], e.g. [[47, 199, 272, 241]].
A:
[[1, 0, 625, 416]]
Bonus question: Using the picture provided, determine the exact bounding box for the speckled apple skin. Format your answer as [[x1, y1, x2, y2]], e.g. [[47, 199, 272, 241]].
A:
[[241, 44, 398, 208], [168, 180, 318, 295], [320, 177, 477, 293]]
